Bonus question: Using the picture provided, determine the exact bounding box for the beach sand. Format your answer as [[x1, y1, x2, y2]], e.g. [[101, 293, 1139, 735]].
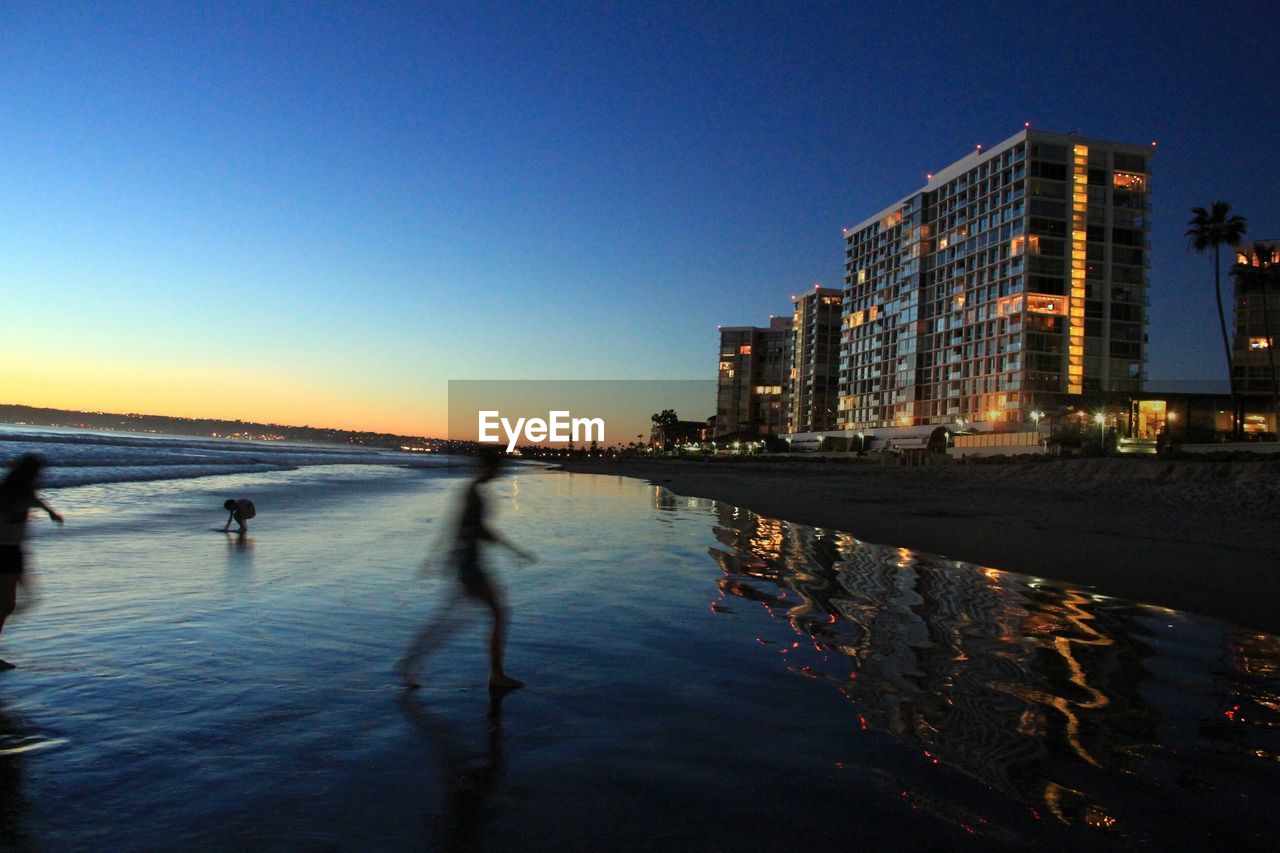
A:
[[553, 457, 1280, 635]]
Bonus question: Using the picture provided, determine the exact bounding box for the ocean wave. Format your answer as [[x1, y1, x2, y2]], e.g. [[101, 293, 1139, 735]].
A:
[[41, 463, 296, 488], [0, 426, 451, 487]]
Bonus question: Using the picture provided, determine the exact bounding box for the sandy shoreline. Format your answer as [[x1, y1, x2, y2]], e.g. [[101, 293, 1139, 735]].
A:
[[550, 457, 1280, 636]]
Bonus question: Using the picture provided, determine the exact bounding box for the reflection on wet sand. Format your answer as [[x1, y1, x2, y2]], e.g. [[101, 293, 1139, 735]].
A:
[[0, 702, 29, 849], [398, 689, 508, 851], [693, 495, 1280, 844]]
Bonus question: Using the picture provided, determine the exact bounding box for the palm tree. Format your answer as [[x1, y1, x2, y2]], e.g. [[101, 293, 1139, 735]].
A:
[[1232, 243, 1279, 423], [1187, 202, 1248, 438], [650, 409, 679, 450]]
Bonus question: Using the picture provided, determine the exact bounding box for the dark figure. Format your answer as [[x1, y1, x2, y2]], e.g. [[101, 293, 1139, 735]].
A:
[[397, 449, 534, 690], [222, 498, 256, 533], [1, 455, 63, 670], [398, 687, 510, 851]]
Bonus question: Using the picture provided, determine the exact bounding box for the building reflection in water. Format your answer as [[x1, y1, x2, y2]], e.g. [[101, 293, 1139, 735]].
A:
[[687, 495, 1280, 842]]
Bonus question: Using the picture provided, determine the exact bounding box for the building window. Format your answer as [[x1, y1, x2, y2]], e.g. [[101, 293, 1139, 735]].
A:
[[1113, 172, 1147, 191], [1026, 294, 1068, 315], [1250, 337, 1272, 350], [739, 345, 752, 355]]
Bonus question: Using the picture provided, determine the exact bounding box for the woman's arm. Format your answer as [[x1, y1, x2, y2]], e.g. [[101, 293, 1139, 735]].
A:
[[33, 496, 63, 525], [489, 528, 535, 563]]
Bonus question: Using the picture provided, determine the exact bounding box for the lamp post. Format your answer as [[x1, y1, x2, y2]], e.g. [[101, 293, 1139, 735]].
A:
[[1094, 412, 1105, 445]]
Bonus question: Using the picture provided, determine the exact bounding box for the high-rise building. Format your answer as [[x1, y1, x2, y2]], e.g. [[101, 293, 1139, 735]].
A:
[[786, 286, 843, 433], [838, 129, 1153, 431], [716, 317, 792, 437]]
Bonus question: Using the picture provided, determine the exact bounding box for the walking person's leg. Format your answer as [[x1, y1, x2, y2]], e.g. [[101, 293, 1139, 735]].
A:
[[0, 575, 18, 669], [463, 579, 522, 689], [397, 586, 465, 688]]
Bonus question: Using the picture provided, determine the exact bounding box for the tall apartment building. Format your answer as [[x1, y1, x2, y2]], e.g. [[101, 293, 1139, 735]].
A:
[[1232, 241, 1279, 401], [787, 286, 843, 433], [839, 128, 1153, 430], [716, 317, 792, 437]]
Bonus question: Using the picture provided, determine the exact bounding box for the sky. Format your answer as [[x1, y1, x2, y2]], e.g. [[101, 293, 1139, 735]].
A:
[[2, 1, 1277, 436]]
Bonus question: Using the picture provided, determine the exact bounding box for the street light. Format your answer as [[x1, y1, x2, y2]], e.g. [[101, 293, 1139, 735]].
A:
[[1094, 412, 1105, 444]]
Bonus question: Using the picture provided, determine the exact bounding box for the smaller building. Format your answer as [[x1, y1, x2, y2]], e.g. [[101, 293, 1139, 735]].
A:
[[716, 317, 792, 437], [787, 286, 843, 434], [1232, 241, 1279, 432]]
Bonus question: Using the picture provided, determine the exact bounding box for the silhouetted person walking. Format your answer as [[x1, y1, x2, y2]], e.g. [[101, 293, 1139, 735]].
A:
[[222, 498, 256, 533], [1, 455, 63, 670], [398, 449, 533, 690]]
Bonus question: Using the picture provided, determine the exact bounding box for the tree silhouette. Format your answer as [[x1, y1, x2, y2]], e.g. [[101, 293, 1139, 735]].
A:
[[650, 409, 680, 450], [1187, 202, 1248, 439]]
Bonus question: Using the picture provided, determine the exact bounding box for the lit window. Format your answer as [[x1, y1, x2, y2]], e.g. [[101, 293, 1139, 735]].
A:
[[739, 345, 752, 355], [1113, 172, 1146, 191], [1026, 294, 1067, 315], [1250, 337, 1272, 350], [1011, 235, 1040, 255], [997, 295, 1025, 316]]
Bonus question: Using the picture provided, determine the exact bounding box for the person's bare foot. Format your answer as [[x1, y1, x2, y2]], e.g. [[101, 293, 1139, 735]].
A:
[[0, 660, 15, 671], [488, 674, 523, 690]]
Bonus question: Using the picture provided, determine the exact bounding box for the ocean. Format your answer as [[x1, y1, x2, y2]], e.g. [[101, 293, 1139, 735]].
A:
[[1, 427, 1278, 849]]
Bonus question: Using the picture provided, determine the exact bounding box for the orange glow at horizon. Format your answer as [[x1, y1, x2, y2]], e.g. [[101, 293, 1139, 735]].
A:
[[1, 360, 446, 438]]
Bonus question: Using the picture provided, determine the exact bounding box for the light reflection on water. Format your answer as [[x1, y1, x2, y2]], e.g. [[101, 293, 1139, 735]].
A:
[[674, 488, 1280, 845]]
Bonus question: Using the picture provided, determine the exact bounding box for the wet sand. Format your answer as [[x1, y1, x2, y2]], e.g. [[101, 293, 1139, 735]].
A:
[[552, 457, 1280, 635], [2, 464, 1278, 848]]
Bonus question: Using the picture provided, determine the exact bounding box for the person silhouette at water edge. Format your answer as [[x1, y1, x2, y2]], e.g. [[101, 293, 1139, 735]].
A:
[[221, 498, 256, 533], [397, 448, 534, 691], [0, 455, 63, 671]]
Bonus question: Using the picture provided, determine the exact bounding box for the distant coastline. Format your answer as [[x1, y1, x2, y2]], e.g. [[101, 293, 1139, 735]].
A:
[[0, 403, 446, 452]]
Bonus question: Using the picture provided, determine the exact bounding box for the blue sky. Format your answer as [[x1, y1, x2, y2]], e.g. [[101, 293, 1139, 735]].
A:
[[1, 1, 1276, 433]]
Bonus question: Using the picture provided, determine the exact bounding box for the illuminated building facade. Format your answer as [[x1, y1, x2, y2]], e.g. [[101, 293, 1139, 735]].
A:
[[786, 287, 843, 433], [716, 317, 792, 437], [1232, 241, 1280, 404], [838, 129, 1153, 430]]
